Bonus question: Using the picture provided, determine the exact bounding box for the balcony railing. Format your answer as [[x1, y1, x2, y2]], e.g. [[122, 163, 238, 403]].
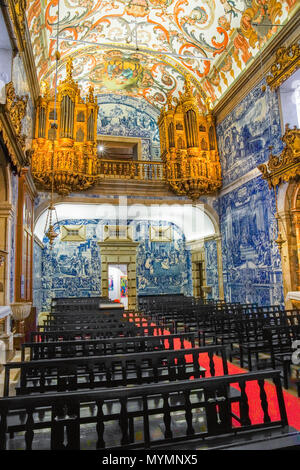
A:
[[97, 159, 165, 181]]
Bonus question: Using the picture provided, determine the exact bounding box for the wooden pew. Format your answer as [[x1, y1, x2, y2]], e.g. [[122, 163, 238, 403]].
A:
[[4, 345, 230, 396], [29, 323, 163, 343], [0, 370, 296, 450], [39, 318, 144, 331], [21, 332, 196, 361], [44, 310, 145, 326], [262, 325, 300, 388]]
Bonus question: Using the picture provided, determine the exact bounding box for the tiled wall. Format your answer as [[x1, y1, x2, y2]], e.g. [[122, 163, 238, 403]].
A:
[[36, 219, 192, 311], [216, 80, 283, 187], [215, 79, 284, 305], [97, 94, 161, 161], [218, 176, 284, 305]]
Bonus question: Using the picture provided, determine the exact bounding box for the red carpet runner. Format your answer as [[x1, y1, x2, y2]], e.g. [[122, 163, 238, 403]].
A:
[[130, 315, 300, 431]]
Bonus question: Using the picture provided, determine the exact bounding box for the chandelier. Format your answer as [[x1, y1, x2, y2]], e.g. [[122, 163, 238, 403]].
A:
[[31, 57, 100, 196], [158, 76, 222, 201]]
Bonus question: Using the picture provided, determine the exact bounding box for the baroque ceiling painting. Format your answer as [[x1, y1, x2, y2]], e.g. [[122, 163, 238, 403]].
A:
[[27, 0, 297, 110]]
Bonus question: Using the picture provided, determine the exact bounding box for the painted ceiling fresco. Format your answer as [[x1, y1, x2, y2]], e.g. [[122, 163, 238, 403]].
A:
[[26, 0, 298, 110]]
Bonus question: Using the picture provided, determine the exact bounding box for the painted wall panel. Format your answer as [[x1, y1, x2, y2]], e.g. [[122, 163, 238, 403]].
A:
[[97, 94, 160, 161], [219, 176, 284, 306], [37, 219, 192, 310], [216, 80, 283, 187]]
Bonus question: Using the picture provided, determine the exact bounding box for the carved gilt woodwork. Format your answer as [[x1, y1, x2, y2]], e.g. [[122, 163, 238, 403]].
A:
[[158, 76, 222, 201], [258, 124, 300, 188], [5, 82, 28, 150], [266, 42, 300, 90], [8, 0, 27, 50], [0, 82, 28, 171], [31, 58, 100, 196]]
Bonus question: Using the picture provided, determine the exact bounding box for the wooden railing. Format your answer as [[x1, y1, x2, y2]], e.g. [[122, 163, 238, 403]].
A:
[[97, 159, 165, 181], [0, 370, 290, 450]]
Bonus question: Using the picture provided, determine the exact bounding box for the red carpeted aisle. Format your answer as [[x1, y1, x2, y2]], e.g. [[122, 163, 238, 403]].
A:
[[129, 315, 300, 431]]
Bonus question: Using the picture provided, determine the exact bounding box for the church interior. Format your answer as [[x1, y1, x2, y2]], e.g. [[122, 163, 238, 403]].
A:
[[0, 0, 299, 452]]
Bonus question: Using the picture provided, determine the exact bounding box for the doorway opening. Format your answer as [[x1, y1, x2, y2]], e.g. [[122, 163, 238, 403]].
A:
[[108, 264, 128, 309]]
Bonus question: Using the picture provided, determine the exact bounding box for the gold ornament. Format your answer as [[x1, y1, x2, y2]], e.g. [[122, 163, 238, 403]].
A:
[[158, 76, 222, 200], [258, 124, 300, 188], [31, 58, 100, 195], [266, 43, 300, 90], [5, 82, 28, 150]]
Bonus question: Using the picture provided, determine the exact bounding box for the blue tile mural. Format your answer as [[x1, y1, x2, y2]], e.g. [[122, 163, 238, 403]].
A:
[[216, 79, 283, 186], [36, 219, 192, 310], [219, 176, 284, 306], [204, 239, 219, 300], [97, 94, 160, 161]]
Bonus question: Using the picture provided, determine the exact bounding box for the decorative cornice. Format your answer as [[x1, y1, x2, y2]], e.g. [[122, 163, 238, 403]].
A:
[[266, 42, 300, 90], [215, 8, 300, 125]]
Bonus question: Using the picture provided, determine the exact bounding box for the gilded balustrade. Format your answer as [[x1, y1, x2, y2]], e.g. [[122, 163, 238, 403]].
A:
[[97, 159, 164, 181]]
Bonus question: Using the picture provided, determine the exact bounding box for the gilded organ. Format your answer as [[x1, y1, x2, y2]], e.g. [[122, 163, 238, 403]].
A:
[[158, 76, 222, 200], [31, 58, 99, 196]]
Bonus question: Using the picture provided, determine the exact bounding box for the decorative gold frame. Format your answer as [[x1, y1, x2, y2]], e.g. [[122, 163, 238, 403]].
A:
[[149, 226, 172, 242], [103, 225, 133, 241], [61, 225, 86, 242], [266, 42, 300, 90], [0, 81, 28, 171], [258, 124, 300, 188]]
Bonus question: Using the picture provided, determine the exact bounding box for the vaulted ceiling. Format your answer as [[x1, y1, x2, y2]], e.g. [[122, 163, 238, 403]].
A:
[[26, 0, 297, 111]]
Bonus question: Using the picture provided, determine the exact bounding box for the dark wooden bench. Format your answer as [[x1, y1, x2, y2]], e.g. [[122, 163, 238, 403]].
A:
[[21, 332, 196, 361], [30, 323, 165, 343], [0, 370, 297, 450], [44, 311, 147, 327], [262, 325, 300, 388], [4, 345, 230, 396]]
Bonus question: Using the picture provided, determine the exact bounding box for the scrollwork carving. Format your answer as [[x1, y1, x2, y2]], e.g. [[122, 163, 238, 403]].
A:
[[266, 42, 300, 90], [5, 82, 28, 150], [258, 124, 300, 188]]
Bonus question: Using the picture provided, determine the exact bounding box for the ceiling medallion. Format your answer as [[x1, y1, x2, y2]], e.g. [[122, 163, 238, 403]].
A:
[[31, 58, 100, 196], [158, 76, 222, 201]]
